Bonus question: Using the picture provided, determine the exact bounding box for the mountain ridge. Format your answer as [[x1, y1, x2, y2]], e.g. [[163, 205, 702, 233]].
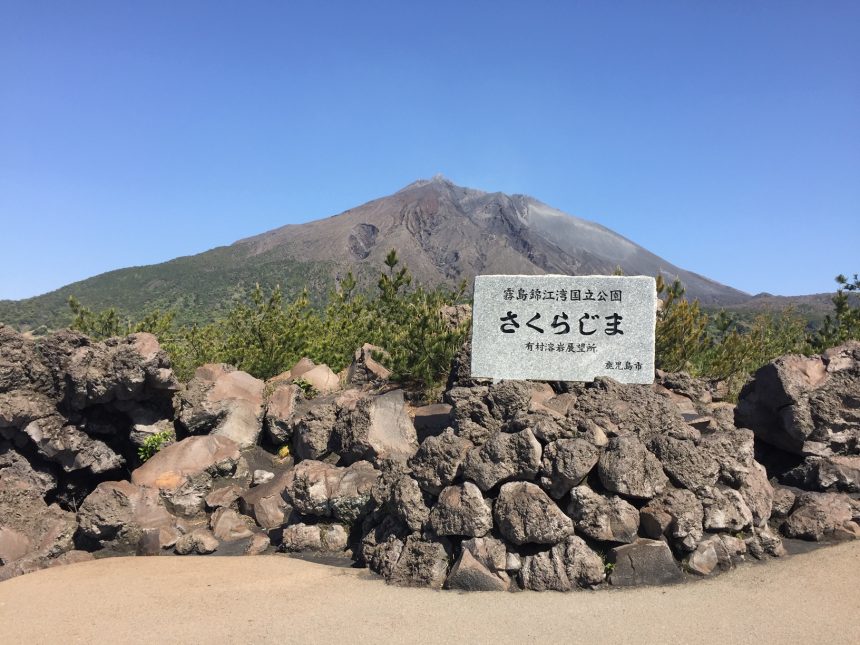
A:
[[0, 176, 817, 331]]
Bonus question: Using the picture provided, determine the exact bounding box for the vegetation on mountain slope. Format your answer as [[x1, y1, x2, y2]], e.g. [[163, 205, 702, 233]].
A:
[[0, 248, 337, 331]]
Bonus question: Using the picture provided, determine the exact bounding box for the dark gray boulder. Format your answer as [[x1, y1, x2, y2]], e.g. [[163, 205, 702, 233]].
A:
[[334, 389, 418, 465], [639, 487, 704, 552], [781, 491, 860, 541], [745, 526, 786, 559], [566, 377, 694, 442], [598, 436, 668, 501], [646, 435, 719, 492], [736, 342, 860, 456], [782, 455, 860, 493], [493, 481, 573, 545], [608, 539, 684, 586], [429, 482, 492, 537], [771, 486, 797, 519], [264, 382, 300, 445], [386, 534, 451, 589], [0, 444, 56, 497], [77, 480, 177, 552], [519, 535, 605, 591], [446, 386, 500, 445], [370, 466, 429, 533], [408, 428, 472, 495], [446, 547, 509, 591], [539, 437, 601, 499], [412, 404, 453, 440], [174, 529, 219, 555], [239, 471, 292, 529], [698, 485, 754, 533], [698, 428, 755, 487], [287, 459, 379, 523], [739, 461, 775, 527], [281, 523, 348, 553], [686, 534, 747, 576], [176, 363, 264, 449], [461, 428, 542, 492], [567, 486, 639, 544]]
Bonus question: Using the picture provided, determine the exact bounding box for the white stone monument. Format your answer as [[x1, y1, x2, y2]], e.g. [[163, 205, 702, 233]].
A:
[[470, 275, 656, 384]]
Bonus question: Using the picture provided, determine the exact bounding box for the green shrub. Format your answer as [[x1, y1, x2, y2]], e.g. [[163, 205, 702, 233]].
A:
[[137, 429, 175, 462], [812, 273, 860, 349], [293, 377, 319, 399], [69, 296, 175, 340], [655, 276, 810, 400], [70, 251, 469, 396], [654, 276, 709, 373]]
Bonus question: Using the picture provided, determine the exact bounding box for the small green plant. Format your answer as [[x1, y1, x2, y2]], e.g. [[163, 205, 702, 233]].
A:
[[595, 548, 615, 576], [293, 377, 319, 399], [137, 429, 175, 462]]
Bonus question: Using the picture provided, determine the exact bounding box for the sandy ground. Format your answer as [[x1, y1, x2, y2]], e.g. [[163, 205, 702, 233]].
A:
[[1, 542, 859, 645]]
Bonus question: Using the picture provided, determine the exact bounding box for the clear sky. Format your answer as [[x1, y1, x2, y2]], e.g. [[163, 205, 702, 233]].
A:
[[1, 1, 858, 300]]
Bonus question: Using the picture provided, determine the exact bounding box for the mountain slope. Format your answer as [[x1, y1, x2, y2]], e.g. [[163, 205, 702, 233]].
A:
[[1, 176, 750, 330]]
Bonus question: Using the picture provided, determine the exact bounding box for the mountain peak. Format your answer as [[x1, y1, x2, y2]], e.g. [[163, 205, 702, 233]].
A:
[[397, 173, 456, 193]]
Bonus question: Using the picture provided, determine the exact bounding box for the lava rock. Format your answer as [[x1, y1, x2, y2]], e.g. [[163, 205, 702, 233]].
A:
[[174, 529, 219, 555], [608, 539, 683, 586], [647, 435, 719, 492], [539, 437, 601, 499], [446, 547, 509, 591], [698, 486, 754, 532], [386, 534, 451, 589], [287, 459, 379, 523], [461, 428, 542, 492], [493, 481, 573, 545], [177, 364, 265, 448], [264, 382, 300, 445], [334, 389, 418, 464], [597, 436, 668, 500], [281, 523, 348, 552], [567, 485, 639, 544], [782, 491, 860, 541], [429, 482, 492, 537], [739, 461, 775, 527], [519, 535, 605, 591], [77, 480, 176, 551], [409, 428, 473, 495], [238, 471, 292, 529], [639, 487, 704, 552]]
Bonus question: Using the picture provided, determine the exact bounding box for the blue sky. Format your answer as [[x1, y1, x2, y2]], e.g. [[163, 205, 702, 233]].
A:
[[1, 1, 858, 300]]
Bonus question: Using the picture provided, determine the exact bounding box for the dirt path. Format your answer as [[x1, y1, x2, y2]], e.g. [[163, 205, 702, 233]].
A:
[[2, 542, 859, 644]]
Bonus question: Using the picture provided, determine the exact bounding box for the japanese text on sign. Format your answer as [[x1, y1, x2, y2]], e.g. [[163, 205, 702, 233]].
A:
[[470, 275, 656, 384]]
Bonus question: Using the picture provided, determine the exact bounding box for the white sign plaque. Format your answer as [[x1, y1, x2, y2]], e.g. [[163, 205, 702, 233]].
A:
[[470, 275, 656, 384]]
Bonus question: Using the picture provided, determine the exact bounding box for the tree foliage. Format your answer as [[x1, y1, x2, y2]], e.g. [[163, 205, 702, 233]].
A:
[[812, 273, 860, 349], [70, 251, 470, 395], [655, 275, 811, 399]]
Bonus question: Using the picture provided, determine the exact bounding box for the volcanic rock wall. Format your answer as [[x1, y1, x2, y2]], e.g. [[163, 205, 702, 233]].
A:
[[1, 325, 859, 589]]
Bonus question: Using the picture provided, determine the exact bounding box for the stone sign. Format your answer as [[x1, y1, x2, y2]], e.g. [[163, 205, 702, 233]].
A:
[[470, 274, 656, 384]]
